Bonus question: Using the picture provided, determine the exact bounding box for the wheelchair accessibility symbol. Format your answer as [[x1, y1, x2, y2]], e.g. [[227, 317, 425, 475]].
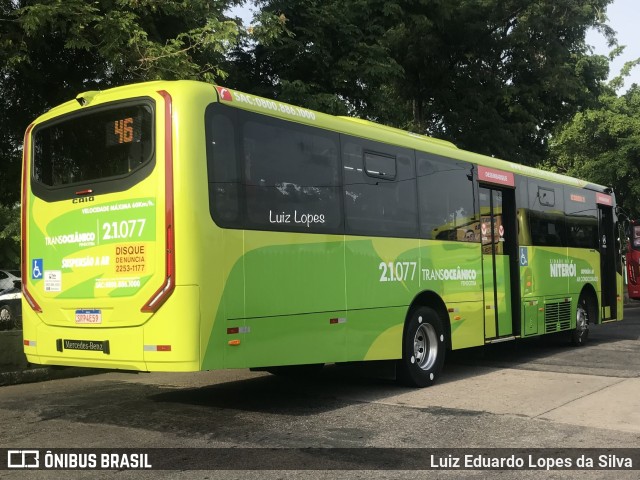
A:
[[32, 259, 43, 279], [519, 247, 528, 267]]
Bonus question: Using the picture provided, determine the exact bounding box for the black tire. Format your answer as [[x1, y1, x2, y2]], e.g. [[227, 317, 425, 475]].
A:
[[571, 292, 596, 346], [397, 306, 446, 387], [12, 310, 22, 330], [0, 305, 12, 331]]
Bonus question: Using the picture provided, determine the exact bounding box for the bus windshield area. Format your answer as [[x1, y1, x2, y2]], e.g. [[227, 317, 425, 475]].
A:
[[32, 102, 153, 188]]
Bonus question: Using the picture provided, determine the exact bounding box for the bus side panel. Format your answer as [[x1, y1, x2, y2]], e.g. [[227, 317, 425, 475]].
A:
[[420, 241, 484, 350], [523, 246, 572, 299], [213, 231, 347, 369], [344, 238, 420, 310], [344, 237, 418, 361], [200, 227, 245, 371], [243, 232, 345, 318], [215, 228, 246, 370], [239, 311, 348, 368], [524, 248, 601, 299], [522, 246, 602, 333], [344, 238, 484, 359], [449, 302, 485, 350]]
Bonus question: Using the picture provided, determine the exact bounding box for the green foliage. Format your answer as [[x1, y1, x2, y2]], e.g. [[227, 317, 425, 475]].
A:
[[0, 0, 257, 207], [230, 0, 614, 166], [1, 0, 638, 258], [14, 0, 242, 81], [226, 0, 402, 116], [549, 85, 640, 218], [1, 0, 279, 264]]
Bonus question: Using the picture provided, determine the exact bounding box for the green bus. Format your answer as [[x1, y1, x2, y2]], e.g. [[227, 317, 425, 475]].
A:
[[21, 81, 624, 387]]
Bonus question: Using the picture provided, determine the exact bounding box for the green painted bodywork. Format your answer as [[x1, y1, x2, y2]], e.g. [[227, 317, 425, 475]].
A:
[[202, 232, 610, 370], [22, 80, 623, 373], [203, 235, 488, 369]]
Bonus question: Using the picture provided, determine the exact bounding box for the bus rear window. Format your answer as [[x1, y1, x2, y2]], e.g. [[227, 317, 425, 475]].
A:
[[32, 102, 154, 188]]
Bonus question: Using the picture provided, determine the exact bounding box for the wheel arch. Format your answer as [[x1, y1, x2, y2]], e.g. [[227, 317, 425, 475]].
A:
[[408, 290, 451, 350], [579, 283, 599, 324]]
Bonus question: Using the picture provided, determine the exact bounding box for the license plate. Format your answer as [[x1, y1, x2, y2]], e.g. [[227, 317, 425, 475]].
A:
[[75, 309, 102, 324]]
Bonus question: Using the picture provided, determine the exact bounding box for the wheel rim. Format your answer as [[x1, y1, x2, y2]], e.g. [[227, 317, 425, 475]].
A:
[[413, 322, 438, 370], [576, 303, 588, 339]]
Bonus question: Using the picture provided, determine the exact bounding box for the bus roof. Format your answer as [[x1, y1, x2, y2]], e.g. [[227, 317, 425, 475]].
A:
[[34, 80, 610, 193], [209, 83, 610, 193]]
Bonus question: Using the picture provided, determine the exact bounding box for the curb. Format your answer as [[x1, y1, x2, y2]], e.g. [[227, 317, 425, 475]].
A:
[[0, 366, 103, 387]]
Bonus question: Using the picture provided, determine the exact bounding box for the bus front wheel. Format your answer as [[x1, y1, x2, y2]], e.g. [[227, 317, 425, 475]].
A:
[[571, 293, 595, 346], [397, 307, 446, 387]]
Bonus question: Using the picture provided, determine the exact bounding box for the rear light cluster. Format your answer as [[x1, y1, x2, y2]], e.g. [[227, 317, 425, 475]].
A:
[[141, 90, 176, 313], [628, 263, 637, 285]]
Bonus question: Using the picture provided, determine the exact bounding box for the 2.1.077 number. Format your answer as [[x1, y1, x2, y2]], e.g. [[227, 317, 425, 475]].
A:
[[102, 219, 146, 240], [379, 262, 417, 282]]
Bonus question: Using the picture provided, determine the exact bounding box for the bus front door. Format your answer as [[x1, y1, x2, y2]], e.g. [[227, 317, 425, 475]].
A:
[[480, 187, 518, 340], [598, 204, 618, 320]]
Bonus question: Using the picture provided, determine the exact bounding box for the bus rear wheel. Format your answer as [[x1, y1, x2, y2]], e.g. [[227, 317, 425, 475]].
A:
[[571, 293, 595, 346], [398, 307, 446, 387]]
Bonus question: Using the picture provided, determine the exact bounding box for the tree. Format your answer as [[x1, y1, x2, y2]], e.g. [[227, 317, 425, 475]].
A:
[[548, 85, 640, 218], [1, 0, 246, 206], [231, 0, 614, 165], [1, 0, 271, 269], [226, 0, 401, 116], [382, 0, 613, 165]]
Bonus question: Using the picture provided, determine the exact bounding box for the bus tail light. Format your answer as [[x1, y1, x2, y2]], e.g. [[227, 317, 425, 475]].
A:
[[144, 345, 172, 352], [141, 222, 175, 312], [142, 90, 176, 313], [23, 288, 42, 313], [628, 263, 637, 285], [21, 123, 42, 313]]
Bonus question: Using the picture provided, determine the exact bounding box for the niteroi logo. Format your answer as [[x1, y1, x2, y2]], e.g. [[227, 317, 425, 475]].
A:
[[549, 259, 577, 278]]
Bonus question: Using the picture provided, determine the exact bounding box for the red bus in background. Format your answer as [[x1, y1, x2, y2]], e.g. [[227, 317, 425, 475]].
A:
[[627, 220, 640, 300]]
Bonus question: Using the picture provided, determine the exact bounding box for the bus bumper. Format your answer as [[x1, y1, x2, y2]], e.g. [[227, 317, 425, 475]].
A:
[[22, 286, 201, 372]]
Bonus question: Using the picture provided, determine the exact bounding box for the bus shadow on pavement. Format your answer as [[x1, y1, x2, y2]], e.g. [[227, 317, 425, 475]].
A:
[[444, 317, 640, 378], [149, 373, 364, 415], [150, 312, 640, 413]]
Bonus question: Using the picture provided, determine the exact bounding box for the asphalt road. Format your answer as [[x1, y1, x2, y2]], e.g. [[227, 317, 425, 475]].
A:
[[1, 305, 640, 479]]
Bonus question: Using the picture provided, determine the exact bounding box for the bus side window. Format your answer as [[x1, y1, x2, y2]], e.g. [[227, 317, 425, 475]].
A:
[[241, 112, 342, 233], [416, 154, 476, 241], [527, 180, 566, 247], [564, 187, 598, 250], [342, 138, 417, 238], [206, 107, 241, 226]]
